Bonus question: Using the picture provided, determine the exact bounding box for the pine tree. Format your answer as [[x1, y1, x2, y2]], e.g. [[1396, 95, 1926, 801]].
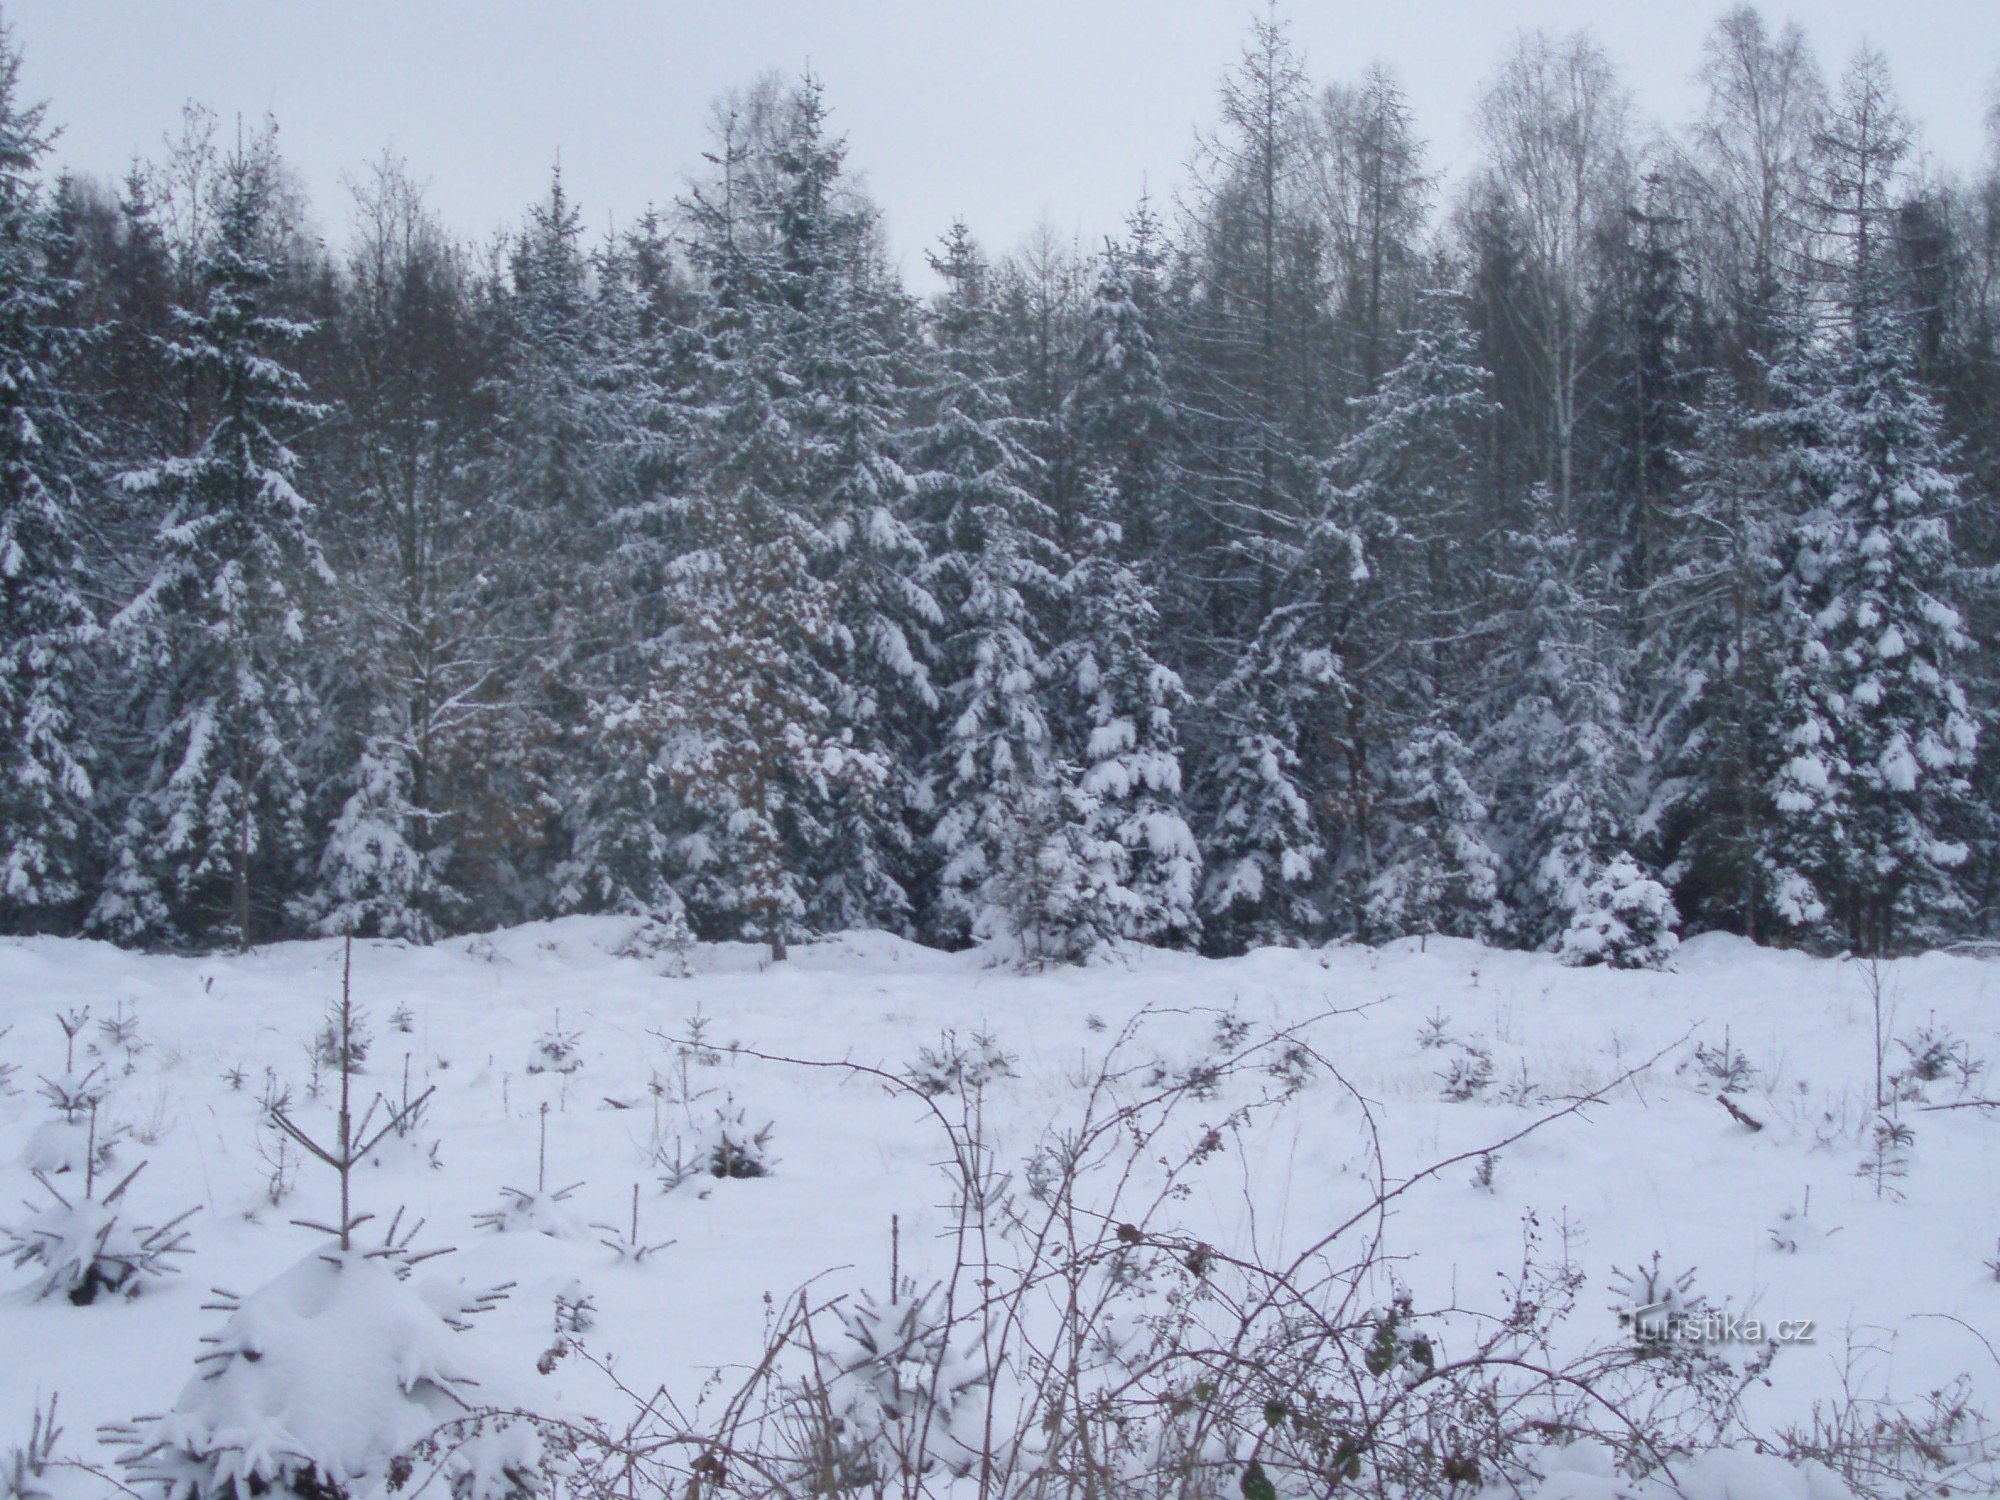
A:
[[1365, 711, 1504, 943], [1757, 283, 1980, 951], [1751, 51, 1980, 953], [1644, 378, 1783, 936], [1482, 493, 1648, 947], [0, 24, 97, 928], [920, 225, 1117, 960], [95, 129, 329, 949], [1059, 474, 1201, 948], [1196, 639, 1325, 954], [1066, 207, 1175, 567], [681, 79, 937, 937]]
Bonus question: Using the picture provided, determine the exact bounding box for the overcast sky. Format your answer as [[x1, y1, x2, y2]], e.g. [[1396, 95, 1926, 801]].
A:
[[11, 2, 1998, 283]]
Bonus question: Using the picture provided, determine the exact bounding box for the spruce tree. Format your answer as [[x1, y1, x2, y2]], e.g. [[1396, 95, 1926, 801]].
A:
[[920, 224, 1119, 960], [1481, 492, 1651, 947], [480, 170, 630, 919], [0, 24, 97, 928], [1757, 284, 1979, 951], [301, 156, 491, 943], [710, 80, 938, 936], [1365, 710, 1504, 943], [95, 130, 329, 949], [1059, 473, 1201, 948], [1066, 208, 1176, 567], [1644, 379, 1783, 936], [1316, 289, 1499, 910], [1752, 51, 1980, 952], [1197, 642, 1325, 954]]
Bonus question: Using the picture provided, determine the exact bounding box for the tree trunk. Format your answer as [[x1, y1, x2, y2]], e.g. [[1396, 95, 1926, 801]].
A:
[[229, 722, 254, 951]]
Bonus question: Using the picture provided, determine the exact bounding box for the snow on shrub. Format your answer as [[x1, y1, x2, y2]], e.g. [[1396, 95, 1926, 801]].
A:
[[2, 1159, 194, 1305], [110, 1239, 536, 1500], [902, 1030, 1017, 1098], [657, 1102, 777, 1188], [525, 1014, 583, 1076], [811, 1279, 987, 1486], [1558, 854, 1679, 970]]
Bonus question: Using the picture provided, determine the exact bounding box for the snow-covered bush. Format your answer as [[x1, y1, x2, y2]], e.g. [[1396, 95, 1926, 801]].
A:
[[1438, 1043, 1494, 1102], [2, 1161, 194, 1304], [526, 1015, 583, 1076], [111, 1241, 537, 1500], [2, 1398, 69, 1500], [701, 1105, 776, 1180], [1688, 1032, 1755, 1094], [611, 915, 691, 978], [20, 1114, 122, 1178], [474, 1183, 581, 1239], [1558, 854, 1680, 970], [311, 1005, 370, 1074], [1609, 1253, 1706, 1347], [657, 1103, 776, 1188], [25, 1033, 122, 1176], [810, 1279, 986, 1486], [1891, 1023, 1985, 1100], [35, 1064, 107, 1124], [94, 1006, 144, 1069], [474, 1104, 581, 1237], [903, 1030, 1017, 1098]]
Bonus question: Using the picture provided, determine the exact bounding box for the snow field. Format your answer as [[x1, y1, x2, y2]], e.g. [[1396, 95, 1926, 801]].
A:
[[1, 920, 1996, 1495]]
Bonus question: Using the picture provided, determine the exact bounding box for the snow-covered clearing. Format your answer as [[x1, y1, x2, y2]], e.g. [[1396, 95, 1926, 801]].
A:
[[2, 921, 1996, 1496]]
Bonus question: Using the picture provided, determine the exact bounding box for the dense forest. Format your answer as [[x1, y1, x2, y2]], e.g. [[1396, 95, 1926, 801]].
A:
[[0, 8, 1995, 963]]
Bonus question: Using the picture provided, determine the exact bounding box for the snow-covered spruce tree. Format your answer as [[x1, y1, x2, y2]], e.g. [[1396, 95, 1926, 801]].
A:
[[0, 25, 98, 931], [920, 222, 1122, 961], [113, 1239, 538, 1500], [1056, 473, 1201, 948], [1739, 49, 1982, 953], [1559, 851, 1680, 969], [470, 169, 657, 927], [811, 1278, 986, 1487], [1196, 637, 1326, 954], [3, 1155, 194, 1305], [612, 188, 883, 959], [1064, 202, 1177, 570], [1312, 287, 1500, 923], [546, 221, 699, 949], [1754, 279, 1980, 953], [298, 157, 497, 944], [615, 484, 865, 962], [1328, 288, 1498, 709], [303, 736, 455, 944], [93, 128, 329, 950], [747, 81, 938, 936], [112, 944, 536, 1500], [1480, 492, 1657, 948], [1642, 378, 1786, 938], [1364, 709, 1504, 944]]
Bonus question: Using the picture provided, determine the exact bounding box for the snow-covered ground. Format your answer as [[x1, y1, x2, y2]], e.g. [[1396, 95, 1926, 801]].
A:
[[2, 921, 1996, 1496]]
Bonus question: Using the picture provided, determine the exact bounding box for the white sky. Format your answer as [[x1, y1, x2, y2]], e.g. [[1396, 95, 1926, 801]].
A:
[[11, 1, 1998, 283]]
